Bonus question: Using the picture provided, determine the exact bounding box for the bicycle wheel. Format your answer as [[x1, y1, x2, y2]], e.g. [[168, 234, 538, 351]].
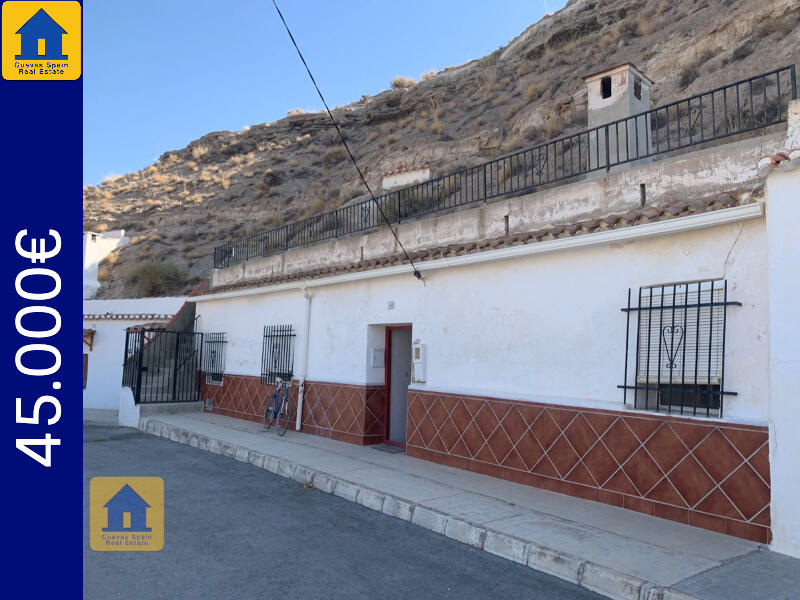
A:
[[264, 394, 278, 431], [277, 388, 293, 437]]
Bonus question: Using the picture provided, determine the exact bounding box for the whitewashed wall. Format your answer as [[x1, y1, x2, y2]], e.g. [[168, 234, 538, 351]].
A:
[[82, 297, 186, 410], [82, 230, 128, 299], [196, 217, 769, 424], [765, 155, 800, 559]]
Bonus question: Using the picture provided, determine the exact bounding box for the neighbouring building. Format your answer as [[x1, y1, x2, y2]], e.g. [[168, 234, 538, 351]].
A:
[[122, 64, 800, 556], [83, 229, 129, 298]]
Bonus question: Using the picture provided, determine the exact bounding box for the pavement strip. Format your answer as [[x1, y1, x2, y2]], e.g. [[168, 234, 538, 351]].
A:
[[138, 415, 703, 600]]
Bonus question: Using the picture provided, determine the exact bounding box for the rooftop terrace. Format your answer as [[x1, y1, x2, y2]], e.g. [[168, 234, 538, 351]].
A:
[[213, 65, 796, 271]]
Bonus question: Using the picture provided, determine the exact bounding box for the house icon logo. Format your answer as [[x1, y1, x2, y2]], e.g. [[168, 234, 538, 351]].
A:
[[102, 484, 152, 532], [2, 1, 82, 81], [90, 477, 164, 552], [14, 8, 67, 60]]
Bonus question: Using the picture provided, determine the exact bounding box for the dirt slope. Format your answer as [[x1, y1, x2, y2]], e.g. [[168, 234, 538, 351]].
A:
[[83, 0, 800, 297]]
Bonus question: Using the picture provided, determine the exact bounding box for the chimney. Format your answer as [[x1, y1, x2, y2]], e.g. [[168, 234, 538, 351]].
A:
[[583, 63, 653, 167]]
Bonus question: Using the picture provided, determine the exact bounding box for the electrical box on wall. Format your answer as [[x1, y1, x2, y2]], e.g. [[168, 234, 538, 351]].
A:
[[370, 348, 384, 369], [412, 340, 427, 383]]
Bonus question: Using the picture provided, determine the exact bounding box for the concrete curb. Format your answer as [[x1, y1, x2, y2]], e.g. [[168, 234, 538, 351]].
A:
[[139, 417, 701, 600]]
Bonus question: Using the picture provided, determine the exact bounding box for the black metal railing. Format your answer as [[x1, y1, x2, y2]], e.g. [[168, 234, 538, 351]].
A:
[[202, 332, 227, 385], [618, 279, 740, 417], [214, 65, 796, 269], [122, 328, 204, 404], [261, 325, 296, 385]]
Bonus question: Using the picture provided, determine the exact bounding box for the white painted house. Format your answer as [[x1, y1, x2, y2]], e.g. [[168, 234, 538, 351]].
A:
[[124, 65, 800, 555], [82, 229, 128, 298]]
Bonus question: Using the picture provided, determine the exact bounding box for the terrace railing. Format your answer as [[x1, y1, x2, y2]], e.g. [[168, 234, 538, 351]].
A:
[[214, 65, 796, 269]]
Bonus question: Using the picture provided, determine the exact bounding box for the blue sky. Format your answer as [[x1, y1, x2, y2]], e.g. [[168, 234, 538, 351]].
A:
[[83, 0, 566, 185]]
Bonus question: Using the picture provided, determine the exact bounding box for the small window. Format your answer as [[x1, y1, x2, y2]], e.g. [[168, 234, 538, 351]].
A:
[[619, 279, 739, 417], [633, 76, 642, 100], [261, 325, 296, 385], [202, 333, 227, 386], [600, 76, 612, 99]]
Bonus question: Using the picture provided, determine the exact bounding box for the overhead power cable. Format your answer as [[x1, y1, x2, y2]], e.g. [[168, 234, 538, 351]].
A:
[[270, 0, 423, 281]]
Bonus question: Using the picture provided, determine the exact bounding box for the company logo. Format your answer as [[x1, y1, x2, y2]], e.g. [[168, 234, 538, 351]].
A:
[[90, 477, 164, 552], [2, 1, 81, 80]]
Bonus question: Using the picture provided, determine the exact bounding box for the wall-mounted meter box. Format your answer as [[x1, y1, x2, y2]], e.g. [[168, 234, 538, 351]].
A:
[[370, 348, 384, 369], [412, 340, 427, 383]]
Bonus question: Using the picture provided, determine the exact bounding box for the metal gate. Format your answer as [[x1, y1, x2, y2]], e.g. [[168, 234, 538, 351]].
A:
[[122, 329, 204, 404]]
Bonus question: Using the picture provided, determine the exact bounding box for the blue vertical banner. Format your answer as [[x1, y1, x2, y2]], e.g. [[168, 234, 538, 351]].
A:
[[1, 1, 82, 596]]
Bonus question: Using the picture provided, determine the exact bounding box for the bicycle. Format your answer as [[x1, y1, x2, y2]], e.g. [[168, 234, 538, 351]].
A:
[[264, 377, 293, 436]]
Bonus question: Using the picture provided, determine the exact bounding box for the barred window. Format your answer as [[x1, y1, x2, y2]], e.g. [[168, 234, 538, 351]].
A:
[[202, 333, 227, 386], [619, 279, 740, 417], [261, 325, 295, 385]]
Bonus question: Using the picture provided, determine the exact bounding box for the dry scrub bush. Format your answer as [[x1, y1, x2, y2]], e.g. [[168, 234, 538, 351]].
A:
[[526, 82, 544, 102], [322, 147, 347, 169], [126, 260, 194, 296], [191, 145, 209, 160], [391, 76, 417, 89]]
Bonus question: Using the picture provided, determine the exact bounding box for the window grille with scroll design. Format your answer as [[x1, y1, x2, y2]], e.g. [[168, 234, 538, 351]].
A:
[[619, 279, 740, 417]]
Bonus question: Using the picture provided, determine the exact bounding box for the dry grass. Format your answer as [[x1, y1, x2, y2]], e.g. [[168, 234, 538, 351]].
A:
[[191, 145, 209, 160], [126, 260, 195, 296], [543, 115, 566, 140], [322, 147, 347, 169], [525, 82, 544, 102], [504, 104, 521, 120], [391, 76, 417, 90], [491, 94, 508, 107], [420, 69, 437, 81], [477, 63, 499, 95]]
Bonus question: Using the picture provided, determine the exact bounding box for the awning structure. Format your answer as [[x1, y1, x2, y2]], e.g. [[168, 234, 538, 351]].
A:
[[83, 329, 95, 351]]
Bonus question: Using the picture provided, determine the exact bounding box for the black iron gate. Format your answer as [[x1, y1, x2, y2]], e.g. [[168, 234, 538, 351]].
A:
[[123, 328, 204, 404]]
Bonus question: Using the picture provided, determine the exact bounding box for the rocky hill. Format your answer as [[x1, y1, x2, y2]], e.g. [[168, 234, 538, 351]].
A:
[[83, 0, 800, 297]]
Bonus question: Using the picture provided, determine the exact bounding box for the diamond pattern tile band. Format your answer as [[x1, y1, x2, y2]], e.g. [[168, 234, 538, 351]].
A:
[[199, 375, 769, 542], [407, 390, 770, 543], [200, 374, 385, 445]]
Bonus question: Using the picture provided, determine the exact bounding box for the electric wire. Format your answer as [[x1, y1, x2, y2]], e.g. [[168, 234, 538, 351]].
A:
[[270, 0, 423, 281]]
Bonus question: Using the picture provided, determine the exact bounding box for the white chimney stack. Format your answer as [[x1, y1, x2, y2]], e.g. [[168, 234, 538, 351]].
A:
[[583, 63, 653, 167]]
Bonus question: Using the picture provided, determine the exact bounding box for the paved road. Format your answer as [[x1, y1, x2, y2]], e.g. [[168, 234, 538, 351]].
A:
[[84, 425, 604, 600]]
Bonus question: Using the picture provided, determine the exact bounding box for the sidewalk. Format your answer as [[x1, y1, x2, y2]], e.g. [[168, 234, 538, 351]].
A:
[[138, 410, 799, 600]]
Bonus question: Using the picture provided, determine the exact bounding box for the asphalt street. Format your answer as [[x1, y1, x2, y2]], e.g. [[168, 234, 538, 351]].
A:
[[84, 424, 604, 599]]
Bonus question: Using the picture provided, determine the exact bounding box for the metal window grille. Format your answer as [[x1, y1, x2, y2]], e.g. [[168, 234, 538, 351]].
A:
[[202, 333, 227, 385], [619, 279, 740, 417], [261, 325, 295, 385]]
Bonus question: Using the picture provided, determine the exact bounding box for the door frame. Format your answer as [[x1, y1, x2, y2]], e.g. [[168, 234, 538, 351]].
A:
[[384, 325, 412, 447]]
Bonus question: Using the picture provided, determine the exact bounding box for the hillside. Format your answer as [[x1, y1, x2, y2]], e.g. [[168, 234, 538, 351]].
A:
[[83, 0, 800, 298]]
